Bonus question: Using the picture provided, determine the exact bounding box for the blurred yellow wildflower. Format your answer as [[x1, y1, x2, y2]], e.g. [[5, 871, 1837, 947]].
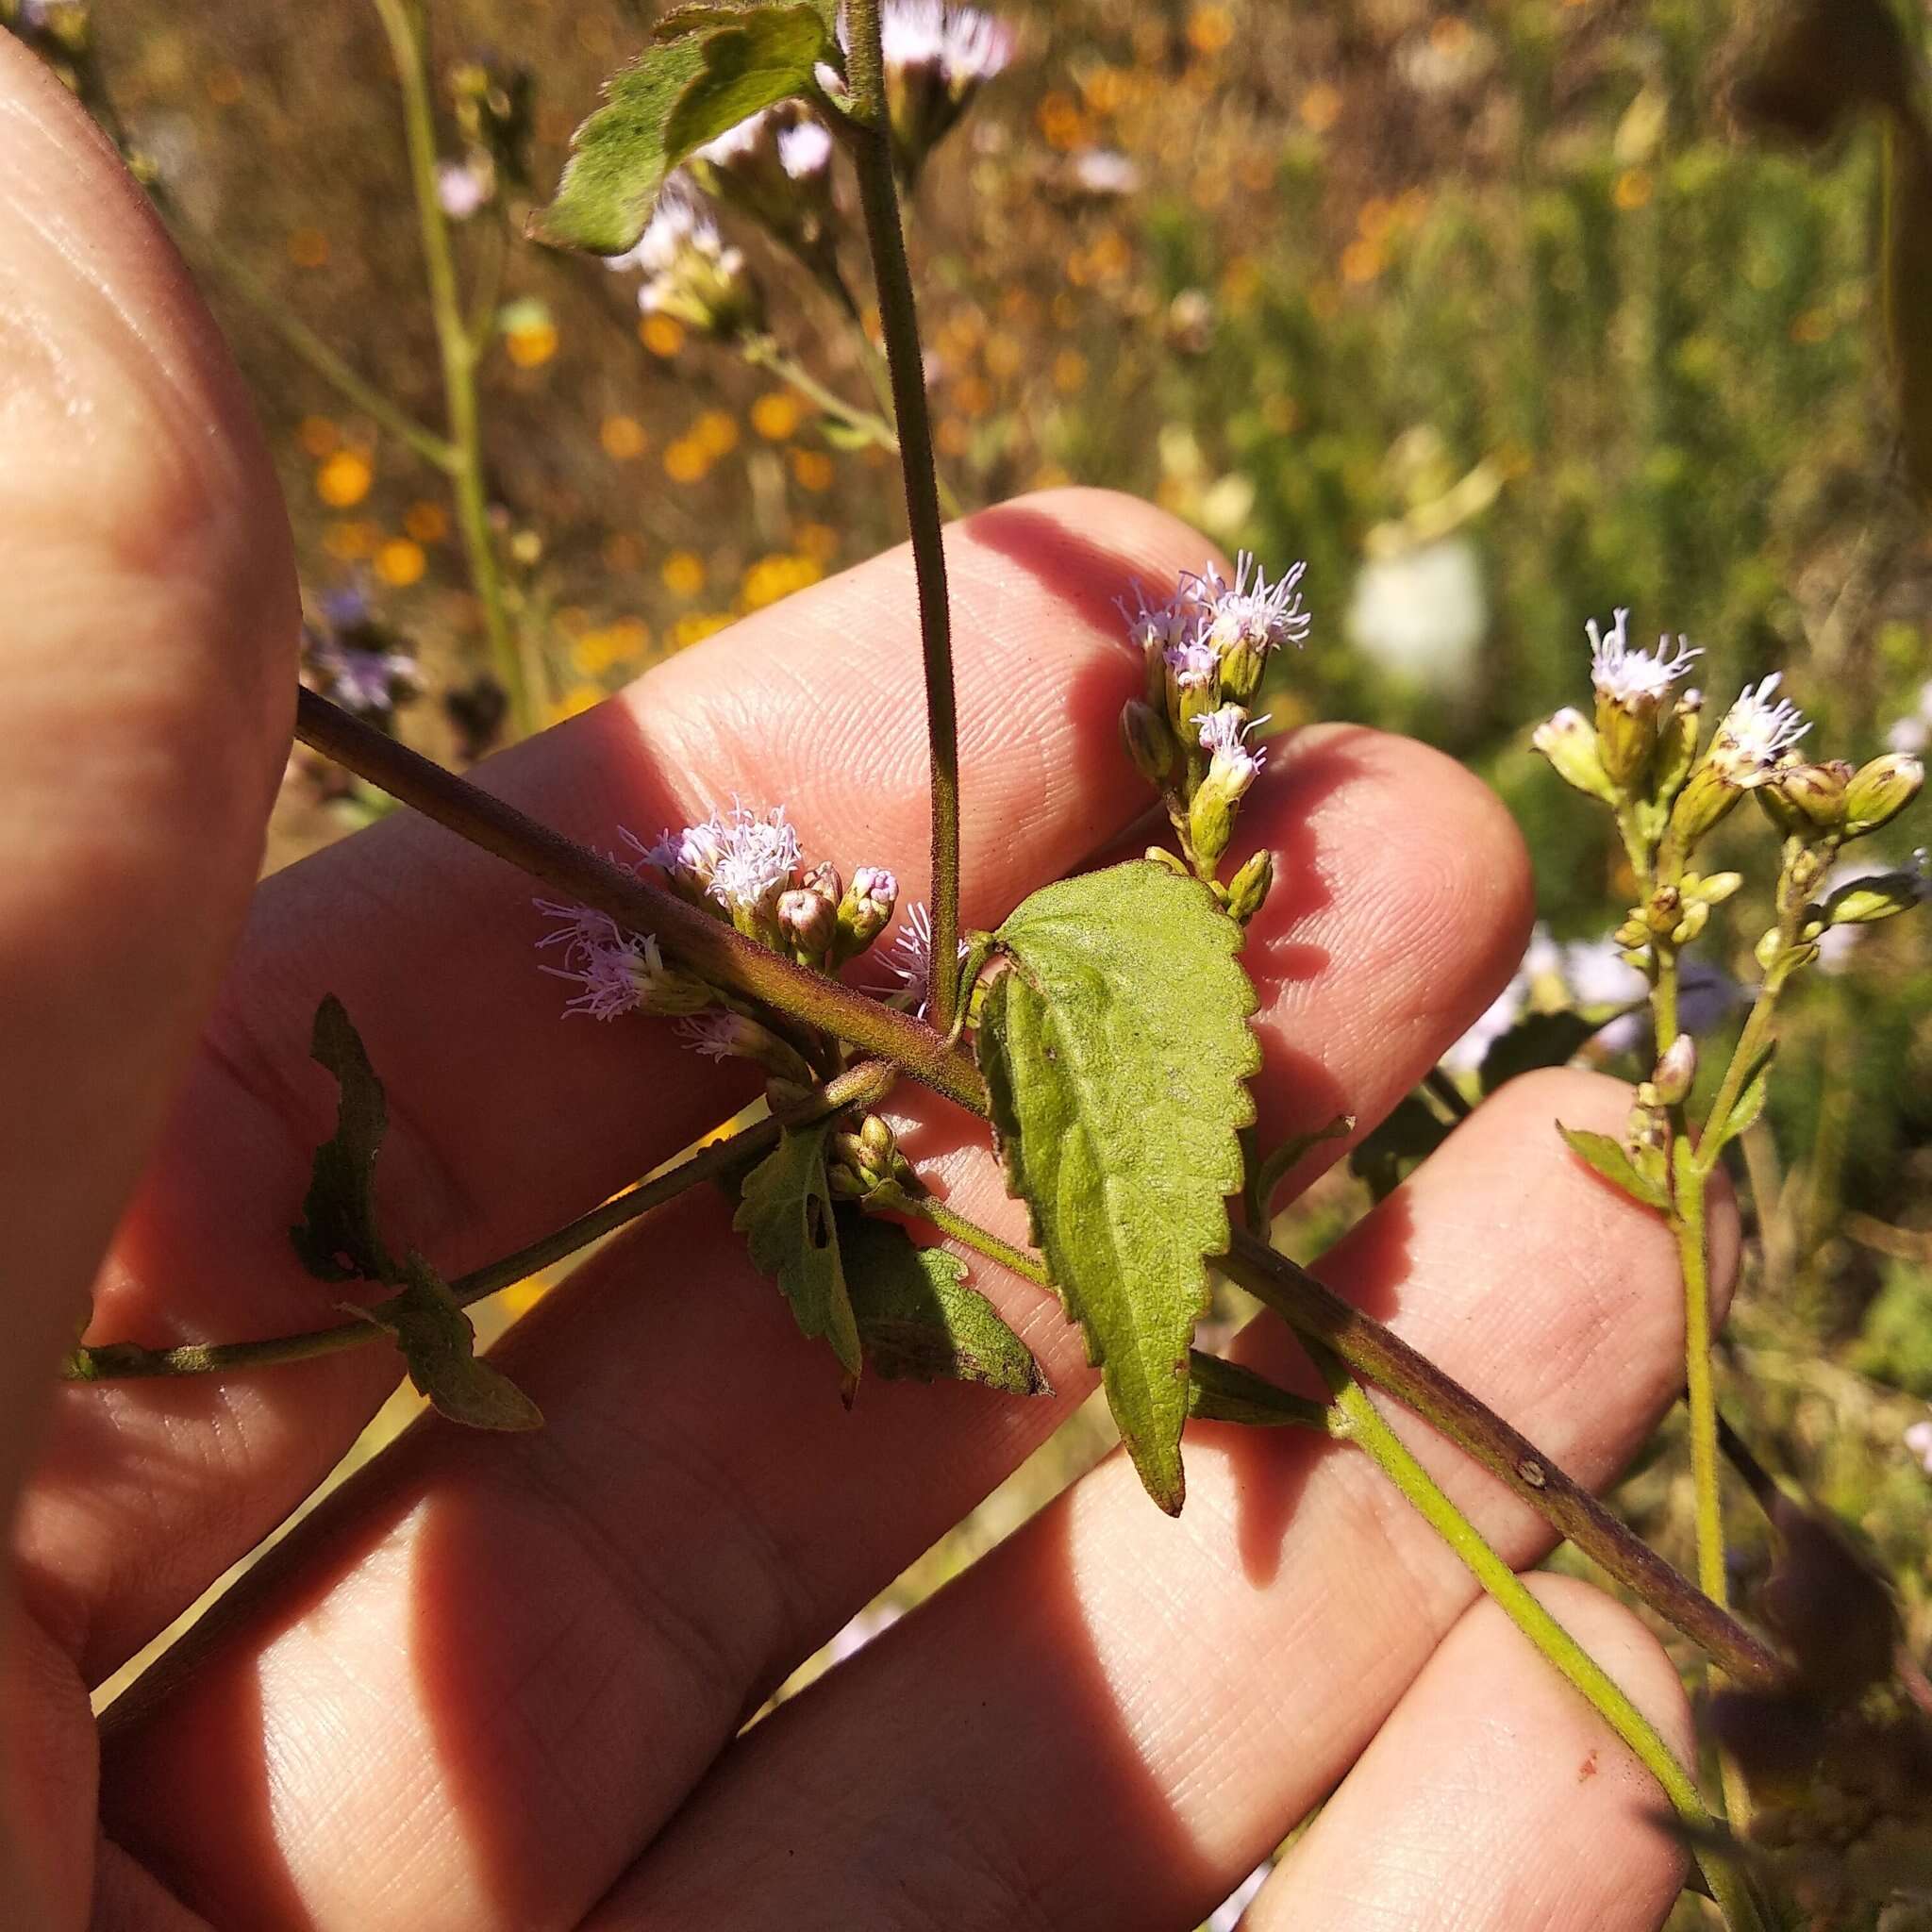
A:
[[1613, 168, 1654, 211], [551, 683, 605, 724], [673, 612, 732, 649], [324, 520, 381, 560], [694, 409, 741, 458], [403, 500, 448, 543], [751, 391, 803, 441], [375, 539, 426, 589], [506, 318, 559, 368], [791, 448, 835, 492], [1187, 4, 1235, 56], [601, 413, 648, 460], [663, 439, 710, 483], [661, 550, 708, 596], [316, 449, 373, 508], [640, 313, 685, 357], [741, 553, 822, 610], [1300, 83, 1342, 133]]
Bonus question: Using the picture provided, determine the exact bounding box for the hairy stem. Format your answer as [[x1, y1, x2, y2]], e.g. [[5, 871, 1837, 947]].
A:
[[1220, 1226, 1783, 1689], [371, 0, 539, 737], [293, 689, 990, 1110], [839, 0, 961, 1032], [1324, 1359, 1765, 1932], [66, 1061, 897, 1383]]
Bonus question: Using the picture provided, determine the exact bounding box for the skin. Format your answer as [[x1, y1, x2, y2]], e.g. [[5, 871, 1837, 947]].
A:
[[0, 38, 1721, 1931]]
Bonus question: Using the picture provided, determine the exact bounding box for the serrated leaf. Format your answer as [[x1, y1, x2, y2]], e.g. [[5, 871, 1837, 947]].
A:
[[1478, 1008, 1602, 1096], [531, 4, 835, 254], [1348, 1092, 1452, 1204], [976, 859, 1260, 1515], [290, 994, 398, 1284], [1709, 1041, 1776, 1154], [734, 1121, 862, 1379], [355, 1255, 542, 1431], [1186, 1352, 1327, 1430], [838, 1210, 1047, 1395], [1557, 1124, 1672, 1213]]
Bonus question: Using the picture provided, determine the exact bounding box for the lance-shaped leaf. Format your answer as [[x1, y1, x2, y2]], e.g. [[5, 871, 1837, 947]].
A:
[[1186, 1352, 1327, 1431], [977, 860, 1260, 1514], [531, 3, 836, 255], [838, 1209, 1047, 1395], [352, 1255, 542, 1432], [291, 994, 398, 1284], [735, 1121, 863, 1380]]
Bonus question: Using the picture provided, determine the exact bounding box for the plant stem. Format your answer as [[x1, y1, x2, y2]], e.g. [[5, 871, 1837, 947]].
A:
[[838, 0, 961, 1033], [191, 229, 458, 472], [66, 1061, 897, 1383], [370, 0, 539, 738], [1323, 1357, 1765, 1932], [740, 334, 902, 454], [1675, 1158, 1727, 1607], [293, 689, 991, 1111], [1220, 1225, 1783, 1689]]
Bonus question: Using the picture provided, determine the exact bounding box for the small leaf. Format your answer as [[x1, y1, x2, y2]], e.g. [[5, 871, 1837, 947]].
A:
[[1478, 1008, 1603, 1096], [977, 859, 1260, 1515], [1709, 1040, 1776, 1154], [355, 1255, 543, 1431], [531, 5, 835, 255], [1248, 1112, 1355, 1226], [1348, 1093, 1452, 1204], [1186, 1352, 1327, 1431], [290, 994, 398, 1284], [839, 1210, 1047, 1395], [734, 1121, 863, 1380], [1557, 1124, 1672, 1213]]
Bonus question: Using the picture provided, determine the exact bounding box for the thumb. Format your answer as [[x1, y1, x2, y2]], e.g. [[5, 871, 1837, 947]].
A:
[[0, 42, 295, 1500]]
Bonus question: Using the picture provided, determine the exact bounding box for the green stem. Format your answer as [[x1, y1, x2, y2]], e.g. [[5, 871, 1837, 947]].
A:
[[370, 0, 539, 737], [66, 1060, 896, 1383], [1323, 1358, 1765, 1932], [1674, 1159, 1727, 1608], [1654, 942, 1681, 1057], [293, 689, 991, 1111], [192, 229, 458, 472], [838, 2, 961, 1033], [740, 334, 902, 454]]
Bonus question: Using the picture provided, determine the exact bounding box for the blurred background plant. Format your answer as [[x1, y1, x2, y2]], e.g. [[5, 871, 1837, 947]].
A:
[[14, 0, 1932, 1922]]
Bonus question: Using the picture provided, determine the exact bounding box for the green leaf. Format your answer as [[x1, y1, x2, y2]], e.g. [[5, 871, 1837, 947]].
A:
[[1186, 1352, 1327, 1431], [290, 994, 398, 1284], [356, 1255, 542, 1431], [1348, 1093, 1452, 1204], [977, 859, 1260, 1515], [531, 4, 836, 255], [1478, 1008, 1603, 1096], [734, 1121, 863, 1380], [838, 1210, 1048, 1395], [1708, 1041, 1776, 1155], [1248, 1111, 1355, 1226], [1557, 1124, 1671, 1214]]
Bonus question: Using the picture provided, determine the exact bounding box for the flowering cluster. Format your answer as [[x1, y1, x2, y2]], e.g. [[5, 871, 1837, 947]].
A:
[[687, 102, 839, 281], [1118, 551, 1307, 912], [871, 0, 1016, 184], [607, 179, 763, 340]]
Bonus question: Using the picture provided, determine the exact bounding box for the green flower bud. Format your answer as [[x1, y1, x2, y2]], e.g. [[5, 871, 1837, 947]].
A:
[[1822, 861, 1929, 927], [1533, 708, 1617, 805], [1671, 900, 1710, 946], [778, 886, 837, 961], [1189, 782, 1236, 874], [1667, 761, 1743, 852], [833, 867, 898, 962], [1843, 753, 1924, 836], [1653, 691, 1705, 805], [800, 859, 843, 909], [1225, 848, 1274, 925], [1120, 698, 1177, 787], [1689, 871, 1743, 906], [1768, 758, 1852, 832]]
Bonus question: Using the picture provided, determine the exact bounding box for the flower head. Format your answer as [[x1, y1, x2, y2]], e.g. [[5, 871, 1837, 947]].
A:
[[1190, 551, 1311, 660], [1119, 580, 1194, 658], [1194, 704, 1268, 787], [305, 611, 419, 719], [1586, 608, 1700, 709], [705, 804, 803, 919], [882, 900, 968, 1019], [776, 116, 834, 179], [879, 0, 1016, 83], [1707, 675, 1811, 786], [610, 177, 759, 336], [1163, 636, 1222, 691]]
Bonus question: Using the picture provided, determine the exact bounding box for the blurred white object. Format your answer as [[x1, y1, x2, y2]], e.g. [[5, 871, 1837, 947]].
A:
[[1346, 536, 1488, 698]]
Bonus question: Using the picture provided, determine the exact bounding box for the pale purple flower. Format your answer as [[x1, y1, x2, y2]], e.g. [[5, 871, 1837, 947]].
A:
[[1190, 550, 1311, 658], [878, 0, 1015, 83], [776, 117, 835, 179], [1194, 705, 1268, 790], [1561, 936, 1645, 1012], [849, 866, 898, 917], [1586, 608, 1700, 708], [1164, 637, 1222, 690], [705, 804, 803, 918], [1707, 676, 1810, 786], [1119, 580, 1194, 658], [632, 816, 729, 895], [883, 901, 968, 1019], [435, 156, 493, 221], [1906, 1419, 1932, 1477], [677, 1013, 742, 1060], [308, 627, 418, 716], [543, 934, 650, 1021], [533, 897, 626, 966]]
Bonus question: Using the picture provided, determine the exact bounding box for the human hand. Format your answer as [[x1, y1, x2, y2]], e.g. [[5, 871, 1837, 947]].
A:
[[2, 41, 1715, 1931]]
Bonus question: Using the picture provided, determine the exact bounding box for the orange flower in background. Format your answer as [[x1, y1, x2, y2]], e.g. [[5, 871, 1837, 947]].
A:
[[1187, 4, 1235, 57], [288, 226, 329, 269], [600, 413, 648, 460], [316, 449, 373, 508], [403, 501, 448, 543], [790, 449, 834, 492], [663, 439, 709, 483], [375, 539, 425, 589], [661, 550, 707, 597], [751, 391, 803, 441], [693, 409, 741, 458], [298, 415, 339, 458], [640, 313, 685, 358], [1613, 168, 1654, 211], [1300, 82, 1342, 133], [506, 318, 558, 368]]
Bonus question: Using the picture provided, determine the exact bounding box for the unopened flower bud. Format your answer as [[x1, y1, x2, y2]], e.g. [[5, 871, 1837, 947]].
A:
[[1690, 871, 1744, 906], [1613, 914, 1652, 950], [833, 866, 898, 961], [1654, 690, 1705, 803], [800, 858, 843, 908], [675, 1009, 813, 1081], [1120, 698, 1176, 787], [1225, 848, 1274, 924], [1533, 708, 1617, 805], [1666, 760, 1743, 851], [1653, 1034, 1697, 1107], [778, 886, 837, 960], [1671, 899, 1710, 946], [1768, 759, 1851, 832], [1843, 752, 1924, 836], [1822, 858, 1930, 928]]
